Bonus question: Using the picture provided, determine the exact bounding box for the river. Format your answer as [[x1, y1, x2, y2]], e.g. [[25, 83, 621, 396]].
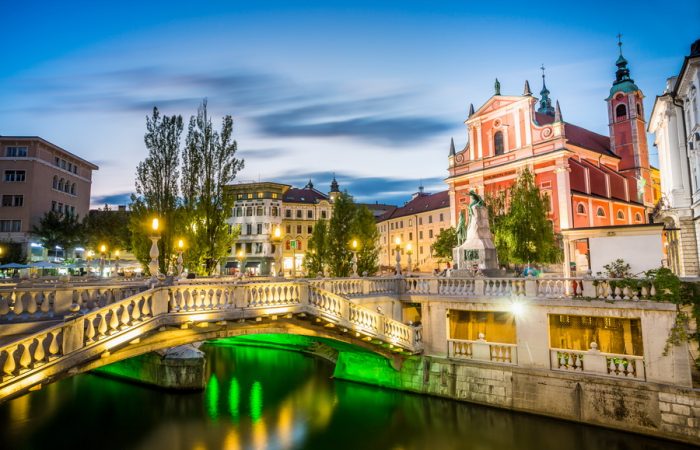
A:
[[0, 342, 695, 450]]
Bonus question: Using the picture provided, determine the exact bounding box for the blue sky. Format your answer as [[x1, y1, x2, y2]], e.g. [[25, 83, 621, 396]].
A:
[[1, 1, 698, 207]]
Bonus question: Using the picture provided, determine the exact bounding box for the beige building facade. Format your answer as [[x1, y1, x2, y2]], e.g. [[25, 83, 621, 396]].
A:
[[0, 136, 98, 259], [377, 189, 450, 273]]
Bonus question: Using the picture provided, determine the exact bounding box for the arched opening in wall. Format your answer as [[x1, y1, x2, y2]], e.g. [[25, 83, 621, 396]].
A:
[[52, 176, 58, 189], [635, 212, 642, 223], [616, 104, 627, 120], [636, 103, 642, 117], [494, 131, 504, 155], [576, 203, 586, 215], [596, 207, 605, 218], [616, 210, 625, 220]]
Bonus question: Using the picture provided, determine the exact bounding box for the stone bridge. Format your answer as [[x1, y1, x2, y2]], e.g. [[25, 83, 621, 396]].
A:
[[0, 280, 421, 402]]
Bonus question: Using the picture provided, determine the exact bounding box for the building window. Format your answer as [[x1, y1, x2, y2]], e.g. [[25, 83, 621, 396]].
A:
[[55, 156, 60, 166], [245, 243, 252, 254], [0, 220, 21, 232], [615, 104, 627, 119], [5, 170, 26, 182], [272, 193, 279, 199], [390, 223, 394, 230], [52, 201, 57, 211], [576, 203, 586, 215], [429, 230, 433, 238], [596, 207, 606, 217], [296, 225, 302, 234], [257, 224, 263, 234], [237, 194, 243, 200], [255, 243, 263, 254], [286, 225, 291, 233], [307, 210, 313, 219], [5, 146, 27, 157], [271, 206, 278, 216], [246, 207, 253, 217], [420, 246, 424, 254], [246, 224, 252, 235], [635, 212, 642, 222], [307, 225, 313, 234], [2, 195, 23, 207], [419, 231, 423, 239], [256, 206, 263, 216], [418, 217, 422, 225], [494, 131, 504, 155], [285, 209, 292, 218], [636, 103, 642, 116], [428, 215, 433, 224], [321, 211, 327, 219], [296, 210, 302, 219], [297, 241, 303, 251], [247, 193, 253, 199], [616, 210, 625, 220], [257, 192, 264, 199], [439, 213, 444, 222], [409, 232, 413, 240]]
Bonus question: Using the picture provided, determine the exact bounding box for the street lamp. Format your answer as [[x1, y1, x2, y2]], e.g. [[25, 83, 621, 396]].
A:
[[237, 249, 245, 277], [406, 242, 413, 276], [176, 239, 184, 277], [272, 225, 282, 277], [149, 218, 161, 280], [351, 239, 359, 277], [99, 244, 107, 277], [394, 236, 402, 275]]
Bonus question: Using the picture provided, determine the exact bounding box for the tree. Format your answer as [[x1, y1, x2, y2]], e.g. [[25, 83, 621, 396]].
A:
[[304, 219, 328, 276], [326, 192, 355, 277], [0, 240, 25, 264], [181, 100, 244, 275], [130, 107, 184, 274], [84, 205, 132, 253], [431, 227, 457, 267], [31, 211, 84, 260], [487, 168, 561, 265], [352, 205, 380, 276]]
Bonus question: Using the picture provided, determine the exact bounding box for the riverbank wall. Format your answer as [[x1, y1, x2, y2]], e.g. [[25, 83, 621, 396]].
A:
[[333, 351, 700, 445]]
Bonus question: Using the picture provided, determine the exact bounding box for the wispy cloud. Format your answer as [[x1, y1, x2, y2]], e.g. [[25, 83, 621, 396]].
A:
[[91, 192, 132, 206]]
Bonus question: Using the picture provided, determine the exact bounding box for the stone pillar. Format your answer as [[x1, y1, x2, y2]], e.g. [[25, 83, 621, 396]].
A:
[[555, 164, 572, 230], [563, 237, 572, 278]]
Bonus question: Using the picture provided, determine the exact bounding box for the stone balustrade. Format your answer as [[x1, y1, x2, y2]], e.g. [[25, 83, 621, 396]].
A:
[[550, 347, 645, 380], [0, 284, 149, 322], [447, 338, 518, 364]]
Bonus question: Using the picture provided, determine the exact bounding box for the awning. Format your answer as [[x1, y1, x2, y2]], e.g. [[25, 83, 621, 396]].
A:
[[244, 262, 260, 268], [225, 261, 239, 269]]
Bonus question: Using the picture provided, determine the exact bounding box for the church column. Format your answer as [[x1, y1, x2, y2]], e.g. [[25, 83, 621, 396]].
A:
[[563, 236, 572, 278], [476, 123, 483, 159], [470, 125, 477, 161], [667, 110, 684, 192], [555, 163, 573, 230]]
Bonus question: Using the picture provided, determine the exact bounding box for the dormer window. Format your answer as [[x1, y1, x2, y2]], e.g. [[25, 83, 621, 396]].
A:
[[494, 131, 504, 155]]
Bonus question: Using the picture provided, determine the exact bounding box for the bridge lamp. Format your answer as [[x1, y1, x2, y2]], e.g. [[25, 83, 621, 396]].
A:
[[148, 217, 161, 281], [406, 242, 413, 276], [176, 239, 185, 277], [272, 225, 282, 277], [394, 236, 402, 276], [98, 244, 107, 277]]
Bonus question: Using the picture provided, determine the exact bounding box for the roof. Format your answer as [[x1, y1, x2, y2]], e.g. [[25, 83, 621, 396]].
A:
[[283, 187, 330, 204], [357, 202, 397, 218], [0, 135, 99, 170], [377, 190, 449, 222], [533, 112, 617, 158]]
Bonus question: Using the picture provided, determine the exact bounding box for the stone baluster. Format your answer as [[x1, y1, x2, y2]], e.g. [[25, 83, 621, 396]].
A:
[[33, 336, 46, 367], [3, 346, 17, 378]]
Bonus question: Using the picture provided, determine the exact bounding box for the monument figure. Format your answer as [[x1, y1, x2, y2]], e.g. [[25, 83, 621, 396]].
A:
[[452, 189, 498, 275]]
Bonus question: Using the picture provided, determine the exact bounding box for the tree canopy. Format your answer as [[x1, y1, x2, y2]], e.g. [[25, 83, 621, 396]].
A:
[[31, 211, 84, 259], [431, 227, 457, 265]]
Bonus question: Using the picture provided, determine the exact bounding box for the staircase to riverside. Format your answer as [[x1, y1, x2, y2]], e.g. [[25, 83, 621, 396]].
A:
[[0, 280, 422, 402]]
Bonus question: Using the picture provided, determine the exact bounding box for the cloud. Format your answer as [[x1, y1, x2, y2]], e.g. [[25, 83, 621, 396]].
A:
[[91, 192, 133, 206], [237, 147, 292, 160]]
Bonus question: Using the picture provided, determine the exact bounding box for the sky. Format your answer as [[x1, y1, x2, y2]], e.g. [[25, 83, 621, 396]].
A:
[[1, 1, 698, 207]]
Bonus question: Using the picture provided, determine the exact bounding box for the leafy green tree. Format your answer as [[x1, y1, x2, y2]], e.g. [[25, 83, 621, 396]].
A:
[[487, 168, 561, 265], [181, 100, 244, 275], [304, 219, 328, 276], [31, 211, 84, 259], [129, 107, 184, 274], [352, 205, 380, 276], [431, 227, 457, 266], [0, 241, 25, 264], [326, 192, 355, 277], [84, 206, 132, 253]]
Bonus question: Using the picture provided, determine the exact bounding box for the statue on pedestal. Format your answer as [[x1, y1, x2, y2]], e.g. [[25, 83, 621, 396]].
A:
[[451, 190, 499, 276]]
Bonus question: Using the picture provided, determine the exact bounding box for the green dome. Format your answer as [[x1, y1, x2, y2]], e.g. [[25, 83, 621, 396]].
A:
[[607, 80, 639, 99]]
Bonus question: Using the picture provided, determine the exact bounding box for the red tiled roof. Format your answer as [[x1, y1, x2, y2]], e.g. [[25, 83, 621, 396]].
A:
[[283, 187, 329, 204], [377, 190, 450, 222], [533, 112, 617, 158]]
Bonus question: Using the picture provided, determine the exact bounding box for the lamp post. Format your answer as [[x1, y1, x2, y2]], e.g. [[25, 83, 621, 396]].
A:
[[99, 244, 107, 277], [148, 218, 161, 281], [86, 250, 94, 275], [406, 242, 413, 276], [394, 236, 402, 276], [114, 250, 120, 277], [237, 250, 245, 277], [272, 225, 282, 277], [176, 239, 184, 277], [351, 239, 359, 277]]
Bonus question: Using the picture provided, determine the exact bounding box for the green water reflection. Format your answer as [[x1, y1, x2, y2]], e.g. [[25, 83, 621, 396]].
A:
[[0, 342, 695, 450]]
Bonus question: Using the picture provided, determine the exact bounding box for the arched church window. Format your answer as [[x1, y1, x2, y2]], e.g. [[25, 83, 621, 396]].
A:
[[635, 213, 642, 222], [636, 103, 642, 117], [596, 207, 605, 217], [576, 203, 586, 215], [617, 210, 625, 220], [494, 131, 504, 155], [615, 104, 627, 119]]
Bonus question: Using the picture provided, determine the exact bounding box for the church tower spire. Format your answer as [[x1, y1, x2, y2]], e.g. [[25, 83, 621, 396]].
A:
[[537, 65, 554, 116], [605, 35, 652, 206]]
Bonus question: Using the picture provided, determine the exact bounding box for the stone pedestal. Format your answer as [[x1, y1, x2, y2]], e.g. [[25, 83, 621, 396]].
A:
[[453, 207, 498, 272]]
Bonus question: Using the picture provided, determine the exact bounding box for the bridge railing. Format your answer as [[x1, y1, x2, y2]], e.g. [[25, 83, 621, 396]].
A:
[[0, 283, 149, 323]]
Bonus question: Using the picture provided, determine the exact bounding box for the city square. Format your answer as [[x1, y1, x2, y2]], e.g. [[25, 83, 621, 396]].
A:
[[0, 2, 699, 449]]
